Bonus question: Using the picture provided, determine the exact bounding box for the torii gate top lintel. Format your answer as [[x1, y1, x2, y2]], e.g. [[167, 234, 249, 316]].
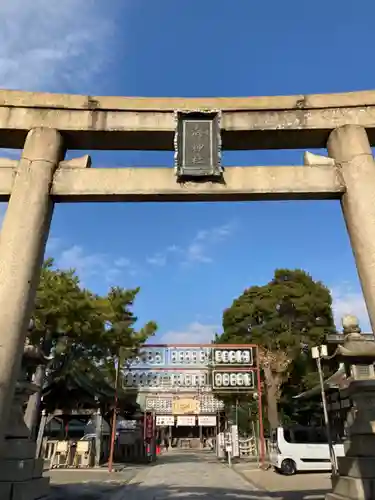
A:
[[1, 88, 375, 150]]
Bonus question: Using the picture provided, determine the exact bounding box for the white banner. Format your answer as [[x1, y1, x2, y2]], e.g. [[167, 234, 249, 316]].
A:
[[177, 416, 196, 426], [198, 416, 217, 426], [156, 415, 175, 426], [231, 424, 239, 457]]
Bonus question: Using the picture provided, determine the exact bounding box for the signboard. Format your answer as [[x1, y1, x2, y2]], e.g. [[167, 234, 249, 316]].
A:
[[217, 432, 225, 458], [212, 347, 253, 366], [172, 398, 199, 415], [174, 111, 223, 179], [177, 415, 196, 426], [123, 369, 211, 392], [156, 415, 175, 426], [198, 416, 217, 426], [145, 395, 224, 414], [212, 370, 255, 390], [231, 424, 239, 457]]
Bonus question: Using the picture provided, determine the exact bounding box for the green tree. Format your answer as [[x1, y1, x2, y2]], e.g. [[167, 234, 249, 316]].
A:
[[28, 259, 104, 358], [25, 259, 157, 434], [217, 268, 336, 429], [96, 286, 157, 380]]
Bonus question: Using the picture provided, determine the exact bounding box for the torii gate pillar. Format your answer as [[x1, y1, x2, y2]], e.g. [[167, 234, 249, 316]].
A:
[[327, 125, 375, 333], [0, 128, 64, 453]]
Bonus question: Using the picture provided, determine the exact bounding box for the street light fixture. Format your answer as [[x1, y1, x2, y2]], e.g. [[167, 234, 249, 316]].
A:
[[311, 344, 338, 476]]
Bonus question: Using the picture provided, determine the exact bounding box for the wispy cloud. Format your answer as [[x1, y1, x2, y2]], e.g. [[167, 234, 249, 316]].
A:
[[331, 283, 371, 332], [146, 221, 236, 268], [0, 0, 116, 93], [158, 322, 219, 345], [146, 253, 167, 267], [45, 241, 139, 287]]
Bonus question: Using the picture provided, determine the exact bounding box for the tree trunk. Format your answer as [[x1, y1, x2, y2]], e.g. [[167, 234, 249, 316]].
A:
[[262, 364, 280, 429], [266, 380, 279, 429]]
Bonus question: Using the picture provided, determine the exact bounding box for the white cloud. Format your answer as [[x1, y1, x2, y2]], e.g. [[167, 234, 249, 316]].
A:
[[53, 244, 138, 285], [0, 0, 116, 93], [331, 283, 371, 332], [57, 245, 109, 282], [115, 258, 132, 268], [159, 322, 219, 345], [146, 221, 236, 268], [183, 222, 235, 265]]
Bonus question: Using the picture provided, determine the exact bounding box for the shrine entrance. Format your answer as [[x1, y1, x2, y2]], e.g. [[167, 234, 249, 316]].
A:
[[127, 343, 263, 456]]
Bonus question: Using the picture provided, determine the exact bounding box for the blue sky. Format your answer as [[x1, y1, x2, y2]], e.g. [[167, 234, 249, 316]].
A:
[[0, 0, 373, 343]]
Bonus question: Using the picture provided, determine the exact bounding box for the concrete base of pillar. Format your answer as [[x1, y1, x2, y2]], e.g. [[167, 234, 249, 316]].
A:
[[1, 477, 49, 500], [0, 439, 49, 500], [324, 379, 375, 500], [328, 474, 375, 499]]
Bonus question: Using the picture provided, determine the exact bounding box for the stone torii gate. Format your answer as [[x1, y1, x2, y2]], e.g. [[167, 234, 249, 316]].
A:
[[0, 89, 375, 453]]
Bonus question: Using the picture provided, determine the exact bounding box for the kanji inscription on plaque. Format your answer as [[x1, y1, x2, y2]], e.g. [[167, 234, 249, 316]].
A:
[[175, 111, 222, 178]]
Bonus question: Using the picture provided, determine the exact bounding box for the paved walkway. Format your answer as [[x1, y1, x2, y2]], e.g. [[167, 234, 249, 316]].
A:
[[46, 465, 145, 500], [45, 451, 331, 499], [116, 450, 272, 500]]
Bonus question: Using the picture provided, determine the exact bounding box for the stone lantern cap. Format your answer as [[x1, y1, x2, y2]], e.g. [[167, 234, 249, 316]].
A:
[[333, 314, 375, 363]]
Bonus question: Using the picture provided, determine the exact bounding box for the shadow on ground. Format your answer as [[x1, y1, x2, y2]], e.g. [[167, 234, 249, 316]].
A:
[[47, 480, 329, 500]]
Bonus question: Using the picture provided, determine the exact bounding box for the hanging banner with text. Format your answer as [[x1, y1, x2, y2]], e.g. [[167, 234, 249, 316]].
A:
[[198, 416, 217, 426], [177, 416, 196, 427], [156, 415, 175, 426]]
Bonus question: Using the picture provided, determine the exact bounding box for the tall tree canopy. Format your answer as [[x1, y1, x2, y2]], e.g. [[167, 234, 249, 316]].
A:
[[216, 268, 336, 429], [28, 259, 157, 400]]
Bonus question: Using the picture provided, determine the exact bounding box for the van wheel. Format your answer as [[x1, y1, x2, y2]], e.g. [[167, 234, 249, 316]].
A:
[[280, 459, 297, 475]]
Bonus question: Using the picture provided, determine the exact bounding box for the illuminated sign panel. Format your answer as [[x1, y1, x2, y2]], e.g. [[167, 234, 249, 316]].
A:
[[212, 348, 253, 366], [122, 370, 210, 392], [124, 344, 256, 394], [212, 370, 255, 391], [168, 347, 211, 367], [125, 345, 254, 368]]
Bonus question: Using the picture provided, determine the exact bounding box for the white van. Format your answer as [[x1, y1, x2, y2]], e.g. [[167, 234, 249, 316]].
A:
[[269, 426, 345, 475]]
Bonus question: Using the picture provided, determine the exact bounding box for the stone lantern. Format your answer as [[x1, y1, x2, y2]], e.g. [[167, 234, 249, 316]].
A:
[[327, 315, 375, 500], [0, 339, 52, 500]]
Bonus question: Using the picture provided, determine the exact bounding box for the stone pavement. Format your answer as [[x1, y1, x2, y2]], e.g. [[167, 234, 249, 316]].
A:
[[115, 449, 273, 500], [44, 450, 333, 500], [45, 465, 146, 500], [235, 465, 331, 500]]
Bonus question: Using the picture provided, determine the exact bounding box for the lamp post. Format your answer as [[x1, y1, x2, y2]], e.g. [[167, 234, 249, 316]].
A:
[[311, 344, 337, 476]]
